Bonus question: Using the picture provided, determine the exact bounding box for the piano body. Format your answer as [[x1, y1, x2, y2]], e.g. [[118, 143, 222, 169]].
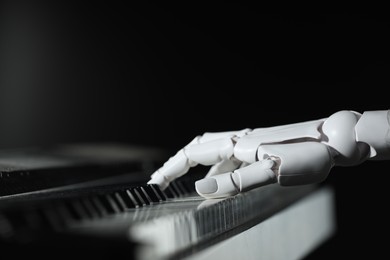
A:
[[0, 143, 336, 259]]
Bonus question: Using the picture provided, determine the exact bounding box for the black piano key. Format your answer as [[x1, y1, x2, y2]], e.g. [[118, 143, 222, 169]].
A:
[[113, 192, 128, 211], [133, 187, 148, 206], [172, 181, 187, 196], [78, 199, 95, 219], [103, 194, 122, 214], [107, 192, 125, 212], [117, 190, 137, 208], [90, 196, 108, 217], [80, 198, 100, 219], [63, 201, 83, 221], [54, 203, 76, 226], [142, 185, 160, 203], [68, 199, 90, 220], [164, 185, 178, 199], [126, 189, 140, 208], [134, 187, 150, 205], [138, 186, 154, 205], [149, 184, 167, 201], [96, 194, 116, 214], [41, 206, 66, 231], [184, 180, 195, 193], [170, 182, 183, 197], [176, 181, 190, 194], [72, 199, 92, 219], [182, 180, 197, 193]]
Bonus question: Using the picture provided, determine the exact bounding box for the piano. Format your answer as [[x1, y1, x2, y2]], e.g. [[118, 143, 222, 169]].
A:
[[0, 143, 336, 259]]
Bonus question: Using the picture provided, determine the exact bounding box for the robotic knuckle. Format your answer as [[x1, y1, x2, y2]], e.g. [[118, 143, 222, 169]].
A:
[[322, 110, 360, 164]]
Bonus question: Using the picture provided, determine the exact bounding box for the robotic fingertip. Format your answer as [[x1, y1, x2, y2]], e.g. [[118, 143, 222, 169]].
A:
[[148, 173, 169, 190], [195, 178, 218, 194], [195, 173, 239, 199]]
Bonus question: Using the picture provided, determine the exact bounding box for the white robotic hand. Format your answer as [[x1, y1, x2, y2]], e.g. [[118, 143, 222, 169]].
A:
[[148, 110, 390, 199]]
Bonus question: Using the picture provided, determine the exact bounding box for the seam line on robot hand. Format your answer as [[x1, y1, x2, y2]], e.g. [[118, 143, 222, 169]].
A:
[[230, 172, 241, 193], [254, 147, 281, 176], [182, 148, 197, 167], [269, 156, 281, 177]]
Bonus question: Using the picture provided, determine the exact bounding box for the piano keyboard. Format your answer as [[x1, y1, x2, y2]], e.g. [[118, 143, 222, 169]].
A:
[[0, 175, 194, 239], [0, 144, 336, 259]]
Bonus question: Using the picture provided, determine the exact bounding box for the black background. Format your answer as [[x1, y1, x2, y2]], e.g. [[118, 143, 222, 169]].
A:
[[0, 3, 389, 259]]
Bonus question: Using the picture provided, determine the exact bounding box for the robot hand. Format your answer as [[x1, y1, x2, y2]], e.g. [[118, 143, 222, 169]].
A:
[[148, 110, 390, 199]]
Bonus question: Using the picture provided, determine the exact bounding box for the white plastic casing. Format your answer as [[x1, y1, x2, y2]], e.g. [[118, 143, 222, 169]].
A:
[[233, 119, 325, 163], [257, 142, 333, 186], [321, 110, 363, 166], [355, 110, 390, 160]]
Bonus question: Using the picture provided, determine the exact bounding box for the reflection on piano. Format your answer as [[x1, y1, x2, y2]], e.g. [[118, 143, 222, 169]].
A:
[[0, 144, 336, 259]]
